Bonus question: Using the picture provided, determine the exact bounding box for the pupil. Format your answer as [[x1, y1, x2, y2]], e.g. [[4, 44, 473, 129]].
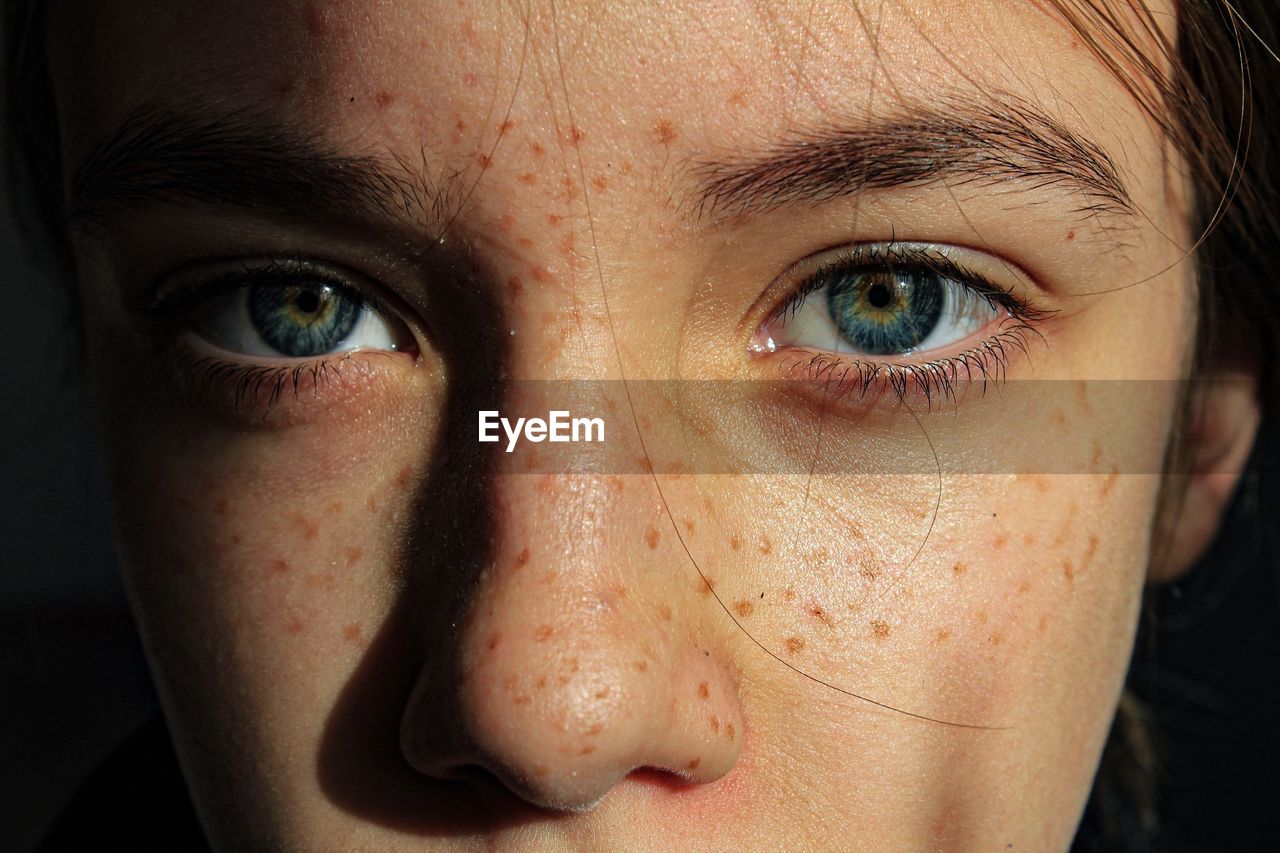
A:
[[295, 290, 321, 314], [867, 283, 892, 309]]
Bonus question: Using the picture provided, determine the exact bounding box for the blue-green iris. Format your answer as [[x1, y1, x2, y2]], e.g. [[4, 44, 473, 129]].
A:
[[825, 267, 943, 355], [248, 283, 360, 357]]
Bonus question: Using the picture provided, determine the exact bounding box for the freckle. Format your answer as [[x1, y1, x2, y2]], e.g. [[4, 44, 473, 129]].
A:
[[860, 564, 879, 581], [697, 576, 715, 596], [655, 119, 678, 144], [709, 716, 720, 733], [632, 660, 648, 672], [683, 517, 695, 536], [344, 546, 362, 568], [990, 632, 1005, 645], [1051, 408, 1068, 427], [394, 465, 413, 490], [586, 723, 603, 736], [373, 90, 394, 108], [1038, 613, 1049, 633], [871, 619, 891, 639], [591, 174, 610, 192], [530, 140, 546, 157], [513, 547, 530, 568], [782, 587, 796, 602], [1082, 534, 1099, 569], [534, 765, 549, 777], [687, 757, 701, 770], [785, 636, 805, 655], [531, 263, 552, 282], [729, 534, 741, 551], [733, 599, 754, 618], [342, 623, 363, 644], [1018, 580, 1032, 594], [728, 91, 749, 107], [809, 604, 835, 628], [534, 624, 553, 642], [594, 687, 610, 699], [976, 610, 989, 625], [536, 675, 547, 689], [933, 628, 951, 644], [759, 534, 772, 555], [725, 723, 735, 740], [546, 213, 564, 227], [269, 558, 290, 574], [1023, 532, 1037, 548], [487, 632, 502, 651], [307, 572, 336, 591], [953, 561, 966, 576], [658, 604, 673, 621], [1100, 470, 1119, 499], [580, 745, 596, 755], [567, 658, 579, 673], [474, 152, 492, 168], [518, 236, 536, 249], [1090, 440, 1105, 469], [644, 526, 660, 549], [993, 533, 1008, 550], [1063, 560, 1075, 583], [499, 119, 516, 134], [287, 618, 304, 635], [1066, 229, 1076, 240], [569, 125, 585, 145], [289, 513, 320, 540], [697, 682, 710, 700]]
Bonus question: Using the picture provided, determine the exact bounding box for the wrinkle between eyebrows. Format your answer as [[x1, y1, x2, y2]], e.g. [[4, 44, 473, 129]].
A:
[[691, 91, 1135, 224]]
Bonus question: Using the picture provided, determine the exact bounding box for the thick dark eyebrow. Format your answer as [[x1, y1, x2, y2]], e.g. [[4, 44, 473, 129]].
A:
[[68, 103, 445, 232], [693, 93, 1135, 223]]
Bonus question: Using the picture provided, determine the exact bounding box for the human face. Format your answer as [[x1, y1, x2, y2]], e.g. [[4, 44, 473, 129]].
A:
[[52, 1, 1190, 849]]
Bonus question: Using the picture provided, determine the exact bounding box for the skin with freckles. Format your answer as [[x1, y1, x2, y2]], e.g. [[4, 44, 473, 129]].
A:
[[47, 0, 1229, 849]]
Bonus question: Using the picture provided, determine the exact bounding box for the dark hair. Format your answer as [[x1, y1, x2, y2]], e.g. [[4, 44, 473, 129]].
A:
[[5, 1, 1278, 850]]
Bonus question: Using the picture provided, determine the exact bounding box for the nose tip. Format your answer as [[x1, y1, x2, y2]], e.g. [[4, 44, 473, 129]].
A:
[[401, 625, 743, 813]]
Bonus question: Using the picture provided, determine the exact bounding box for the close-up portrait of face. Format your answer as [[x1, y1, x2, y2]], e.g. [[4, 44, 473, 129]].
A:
[[3, 1, 1279, 851]]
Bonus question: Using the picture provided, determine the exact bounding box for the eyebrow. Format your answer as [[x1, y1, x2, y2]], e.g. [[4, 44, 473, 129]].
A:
[[692, 93, 1135, 223], [68, 103, 444, 232]]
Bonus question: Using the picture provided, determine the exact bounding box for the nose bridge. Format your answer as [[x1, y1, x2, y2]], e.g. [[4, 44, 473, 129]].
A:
[[400, 450, 744, 810]]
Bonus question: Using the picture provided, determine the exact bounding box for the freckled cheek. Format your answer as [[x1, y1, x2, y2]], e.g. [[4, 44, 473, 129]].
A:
[[104, 389, 437, 655]]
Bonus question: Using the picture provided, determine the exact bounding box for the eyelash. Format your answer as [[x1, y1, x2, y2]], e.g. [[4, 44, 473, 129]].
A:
[[148, 257, 411, 414], [764, 243, 1054, 406]]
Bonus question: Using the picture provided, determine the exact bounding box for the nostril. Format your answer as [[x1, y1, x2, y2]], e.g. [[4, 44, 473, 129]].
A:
[[626, 766, 700, 794]]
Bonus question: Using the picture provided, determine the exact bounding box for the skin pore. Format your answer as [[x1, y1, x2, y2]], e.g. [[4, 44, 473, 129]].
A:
[[46, 0, 1228, 849]]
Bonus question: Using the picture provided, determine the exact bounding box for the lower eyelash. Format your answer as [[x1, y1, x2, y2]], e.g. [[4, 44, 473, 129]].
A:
[[783, 320, 1039, 407], [180, 350, 351, 412]]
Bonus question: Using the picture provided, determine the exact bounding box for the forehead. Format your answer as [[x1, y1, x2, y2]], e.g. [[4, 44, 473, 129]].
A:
[[48, 0, 1180, 255], [50, 2, 1172, 152]]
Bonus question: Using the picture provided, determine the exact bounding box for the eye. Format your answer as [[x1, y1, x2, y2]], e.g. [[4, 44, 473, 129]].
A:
[[753, 243, 1019, 359], [180, 261, 416, 359]]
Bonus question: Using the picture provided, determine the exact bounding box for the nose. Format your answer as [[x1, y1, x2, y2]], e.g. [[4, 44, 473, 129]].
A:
[[399, 470, 744, 812]]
